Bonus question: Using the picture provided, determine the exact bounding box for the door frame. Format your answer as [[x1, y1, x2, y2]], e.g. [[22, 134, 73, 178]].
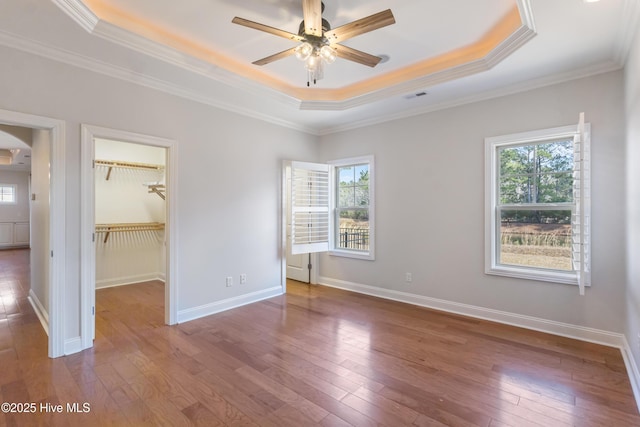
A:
[[281, 160, 319, 291], [80, 125, 177, 350], [0, 108, 66, 358]]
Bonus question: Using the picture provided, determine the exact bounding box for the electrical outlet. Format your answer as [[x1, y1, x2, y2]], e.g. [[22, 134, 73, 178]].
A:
[[405, 272, 412, 283], [240, 274, 247, 284], [226, 276, 233, 287]]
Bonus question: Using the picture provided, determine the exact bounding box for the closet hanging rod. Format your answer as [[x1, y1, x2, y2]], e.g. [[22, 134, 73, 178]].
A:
[[94, 159, 164, 180], [95, 222, 165, 243], [145, 184, 166, 201]]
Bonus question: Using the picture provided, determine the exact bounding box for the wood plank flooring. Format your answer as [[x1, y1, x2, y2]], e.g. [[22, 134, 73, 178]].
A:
[[1, 248, 639, 426]]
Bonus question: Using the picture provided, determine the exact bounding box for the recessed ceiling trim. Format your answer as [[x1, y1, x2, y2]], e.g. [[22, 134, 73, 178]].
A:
[[0, 30, 317, 135], [515, 0, 536, 32], [52, 0, 99, 33], [53, 0, 536, 111], [91, 21, 303, 110], [300, 6, 537, 111], [318, 60, 622, 136]]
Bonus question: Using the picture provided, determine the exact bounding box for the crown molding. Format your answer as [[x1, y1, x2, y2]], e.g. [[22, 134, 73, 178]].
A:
[[318, 61, 622, 136], [299, 1, 536, 111], [51, 0, 535, 112], [52, 0, 99, 33], [90, 21, 303, 111], [0, 30, 317, 135], [614, 0, 640, 65], [51, 1, 302, 111], [516, 0, 537, 32]]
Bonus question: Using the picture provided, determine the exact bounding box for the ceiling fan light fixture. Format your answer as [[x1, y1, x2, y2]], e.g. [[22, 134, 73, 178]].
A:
[[295, 42, 314, 61], [319, 45, 336, 64], [305, 52, 320, 70], [232, 2, 395, 87]]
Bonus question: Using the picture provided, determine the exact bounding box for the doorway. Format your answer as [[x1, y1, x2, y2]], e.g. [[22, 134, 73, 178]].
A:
[[284, 163, 310, 283], [0, 108, 66, 358], [80, 125, 177, 351], [282, 161, 325, 290]]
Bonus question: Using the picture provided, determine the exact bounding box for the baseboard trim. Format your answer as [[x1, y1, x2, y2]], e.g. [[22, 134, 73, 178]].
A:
[[318, 276, 625, 348], [621, 336, 640, 412], [64, 337, 83, 355], [96, 273, 164, 289], [27, 289, 49, 336], [177, 286, 283, 324]]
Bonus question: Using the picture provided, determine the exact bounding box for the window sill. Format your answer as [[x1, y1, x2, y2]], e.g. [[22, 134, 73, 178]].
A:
[[485, 265, 586, 286], [329, 249, 374, 261]]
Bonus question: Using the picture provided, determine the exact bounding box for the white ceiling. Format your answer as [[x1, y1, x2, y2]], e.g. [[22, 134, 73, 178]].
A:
[[0, 0, 637, 134], [0, 126, 32, 170]]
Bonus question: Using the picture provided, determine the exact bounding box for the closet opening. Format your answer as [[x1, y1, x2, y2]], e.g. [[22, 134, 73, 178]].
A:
[[94, 139, 167, 333], [80, 125, 177, 350]]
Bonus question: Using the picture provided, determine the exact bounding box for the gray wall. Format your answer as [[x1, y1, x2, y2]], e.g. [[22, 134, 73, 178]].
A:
[[625, 25, 640, 375], [0, 34, 634, 360], [318, 70, 626, 333], [0, 45, 318, 343]]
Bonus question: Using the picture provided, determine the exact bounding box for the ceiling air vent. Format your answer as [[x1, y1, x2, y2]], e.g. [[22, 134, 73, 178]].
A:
[[404, 91, 428, 100]]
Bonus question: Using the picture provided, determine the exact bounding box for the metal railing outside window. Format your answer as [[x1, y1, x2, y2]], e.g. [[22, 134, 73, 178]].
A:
[[339, 227, 369, 250]]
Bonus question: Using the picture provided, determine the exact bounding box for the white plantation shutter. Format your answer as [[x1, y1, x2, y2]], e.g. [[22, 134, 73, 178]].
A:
[[291, 161, 330, 254], [572, 113, 591, 295]]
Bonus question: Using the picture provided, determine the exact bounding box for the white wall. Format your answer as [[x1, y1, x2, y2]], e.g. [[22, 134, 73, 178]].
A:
[[318, 70, 626, 333], [94, 139, 166, 288], [30, 129, 50, 317], [0, 45, 318, 344], [625, 25, 640, 377]]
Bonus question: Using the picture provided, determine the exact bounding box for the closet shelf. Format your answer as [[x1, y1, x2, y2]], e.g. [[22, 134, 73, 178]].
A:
[[95, 159, 164, 181], [95, 222, 165, 243]]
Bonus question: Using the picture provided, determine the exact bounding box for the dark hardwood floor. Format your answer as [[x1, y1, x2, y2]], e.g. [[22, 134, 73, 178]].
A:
[[0, 248, 639, 426]]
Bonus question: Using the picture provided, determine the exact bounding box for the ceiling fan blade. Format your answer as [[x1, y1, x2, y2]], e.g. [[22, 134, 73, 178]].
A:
[[232, 17, 304, 42], [326, 9, 395, 43], [302, 0, 323, 37], [333, 44, 382, 68], [252, 47, 298, 66]]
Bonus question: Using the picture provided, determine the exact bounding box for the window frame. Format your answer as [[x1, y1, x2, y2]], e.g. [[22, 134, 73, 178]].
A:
[[328, 155, 375, 260], [485, 124, 590, 286], [0, 184, 17, 204]]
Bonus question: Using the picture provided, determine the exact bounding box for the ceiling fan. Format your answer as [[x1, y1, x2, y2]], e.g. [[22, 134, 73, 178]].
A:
[[232, 0, 395, 86]]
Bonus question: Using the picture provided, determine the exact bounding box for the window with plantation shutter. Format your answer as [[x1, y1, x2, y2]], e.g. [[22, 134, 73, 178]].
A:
[[290, 161, 330, 254], [287, 156, 375, 261], [485, 118, 591, 289]]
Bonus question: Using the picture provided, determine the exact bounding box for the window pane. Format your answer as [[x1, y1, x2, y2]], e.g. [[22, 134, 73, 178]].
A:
[[337, 209, 369, 251], [537, 140, 573, 173], [354, 184, 369, 206], [499, 209, 572, 271], [0, 186, 15, 203], [536, 172, 573, 203], [355, 164, 369, 184], [500, 146, 534, 176], [499, 175, 534, 204], [338, 167, 354, 185], [339, 187, 354, 207], [499, 140, 574, 205]]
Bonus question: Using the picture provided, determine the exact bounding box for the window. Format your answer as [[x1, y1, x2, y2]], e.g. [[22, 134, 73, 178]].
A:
[[485, 123, 590, 287], [289, 156, 374, 260], [0, 185, 16, 203], [329, 156, 374, 260]]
